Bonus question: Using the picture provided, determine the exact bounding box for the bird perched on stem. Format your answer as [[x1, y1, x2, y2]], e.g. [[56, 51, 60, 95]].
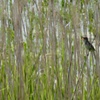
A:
[[81, 36, 96, 58], [81, 36, 95, 51]]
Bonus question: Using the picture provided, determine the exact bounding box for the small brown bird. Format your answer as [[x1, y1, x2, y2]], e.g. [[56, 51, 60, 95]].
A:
[[81, 36, 96, 58], [81, 36, 95, 51]]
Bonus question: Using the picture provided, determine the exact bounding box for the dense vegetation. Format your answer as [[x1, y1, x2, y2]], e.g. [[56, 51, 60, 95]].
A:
[[0, 0, 100, 100]]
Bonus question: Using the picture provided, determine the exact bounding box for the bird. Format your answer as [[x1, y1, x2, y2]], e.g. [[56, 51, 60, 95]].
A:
[[81, 36, 95, 52]]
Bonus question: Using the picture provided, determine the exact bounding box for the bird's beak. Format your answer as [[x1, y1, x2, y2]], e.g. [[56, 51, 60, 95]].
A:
[[81, 36, 84, 39]]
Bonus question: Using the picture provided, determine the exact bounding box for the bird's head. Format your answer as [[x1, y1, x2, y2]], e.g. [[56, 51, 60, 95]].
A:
[[81, 36, 88, 41]]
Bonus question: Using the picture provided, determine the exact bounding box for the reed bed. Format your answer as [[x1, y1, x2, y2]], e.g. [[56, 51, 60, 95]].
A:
[[0, 0, 100, 100]]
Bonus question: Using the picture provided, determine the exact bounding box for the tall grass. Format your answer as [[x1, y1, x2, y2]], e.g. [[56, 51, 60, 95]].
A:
[[0, 0, 100, 100]]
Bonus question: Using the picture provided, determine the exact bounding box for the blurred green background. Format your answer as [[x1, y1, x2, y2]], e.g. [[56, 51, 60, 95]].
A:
[[0, 0, 100, 100]]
